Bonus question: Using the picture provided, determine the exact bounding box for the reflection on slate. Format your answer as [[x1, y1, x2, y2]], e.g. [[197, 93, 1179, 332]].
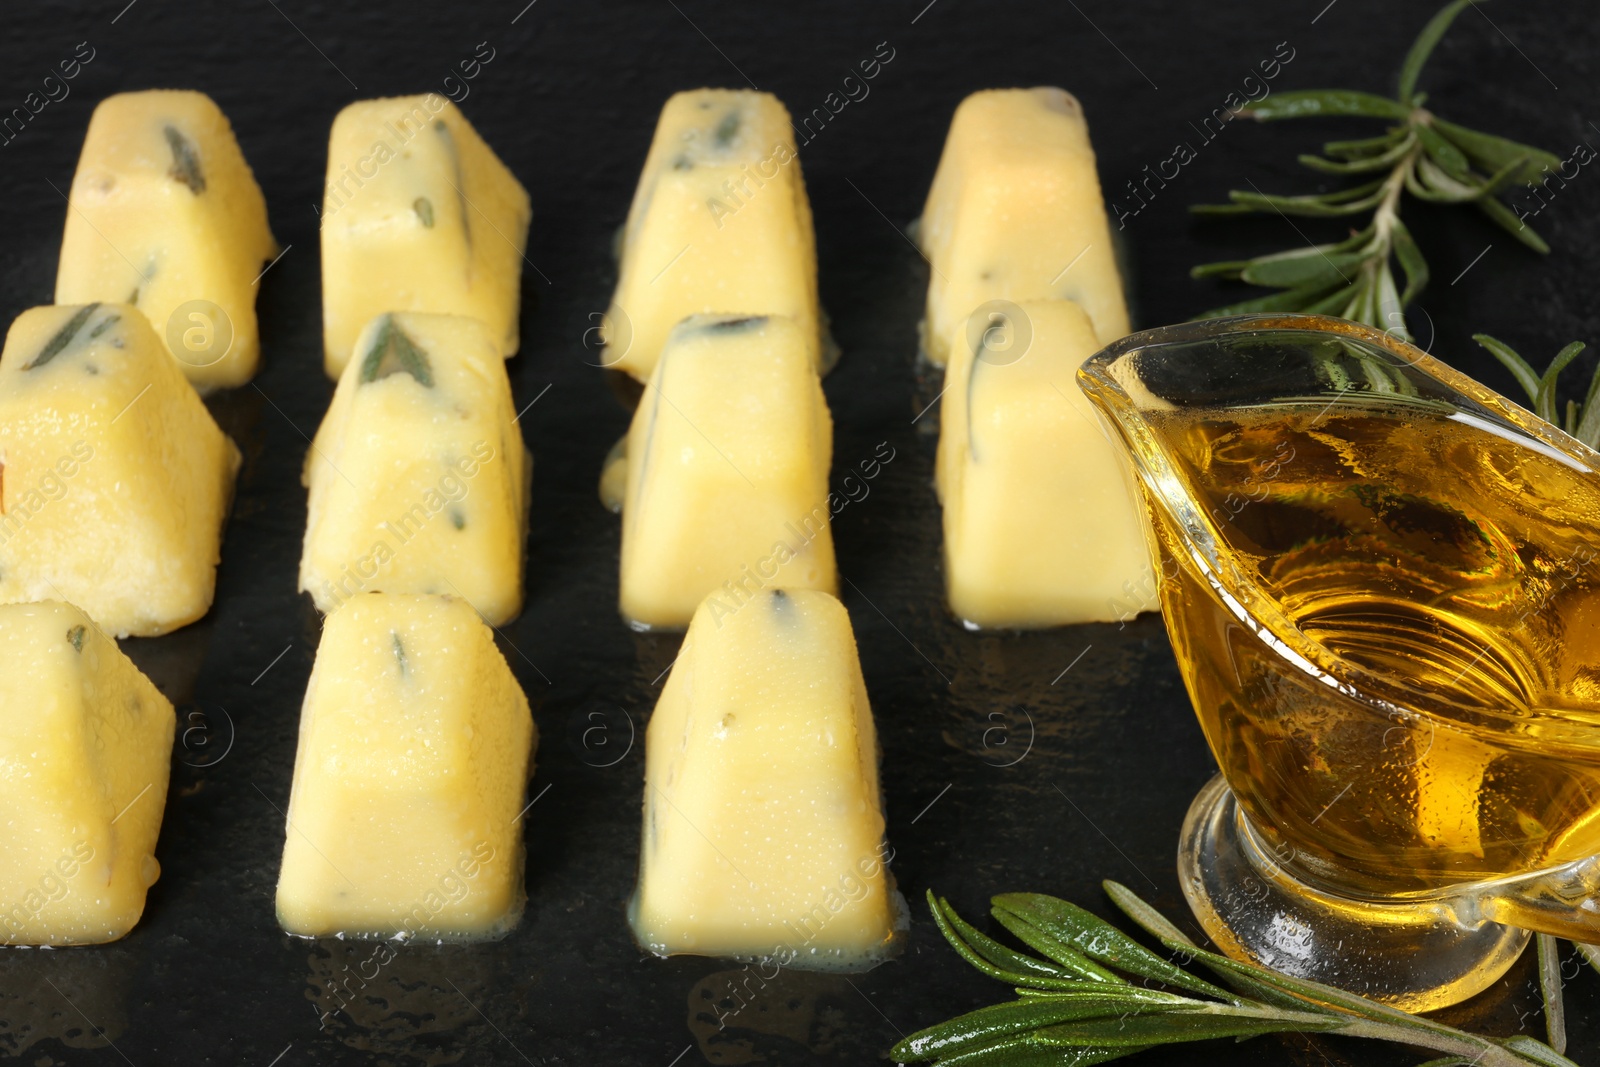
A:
[[304, 941, 495, 1064], [0, 946, 134, 1057], [689, 968, 859, 1064]]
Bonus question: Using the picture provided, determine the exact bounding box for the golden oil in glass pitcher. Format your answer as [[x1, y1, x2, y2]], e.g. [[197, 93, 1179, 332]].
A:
[[1154, 399, 1600, 895]]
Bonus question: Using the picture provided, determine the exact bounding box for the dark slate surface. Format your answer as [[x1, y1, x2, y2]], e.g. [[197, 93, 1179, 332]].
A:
[[0, 0, 1597, 1064]]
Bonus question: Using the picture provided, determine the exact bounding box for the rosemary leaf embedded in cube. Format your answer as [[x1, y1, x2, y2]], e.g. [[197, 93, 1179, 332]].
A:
[[358, 313, 436, 388]]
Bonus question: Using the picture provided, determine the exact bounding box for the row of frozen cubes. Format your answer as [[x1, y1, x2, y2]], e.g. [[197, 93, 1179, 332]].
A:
[[1, 585, 898, 971], [10, 82, 1152, 638]]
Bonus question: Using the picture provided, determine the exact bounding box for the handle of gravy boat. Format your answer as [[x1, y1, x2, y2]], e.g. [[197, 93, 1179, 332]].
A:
[[1461, 854, 1600, 942]]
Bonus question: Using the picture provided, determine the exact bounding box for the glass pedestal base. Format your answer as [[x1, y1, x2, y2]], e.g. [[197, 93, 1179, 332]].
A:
[[1177, 775, 1530, 1012]]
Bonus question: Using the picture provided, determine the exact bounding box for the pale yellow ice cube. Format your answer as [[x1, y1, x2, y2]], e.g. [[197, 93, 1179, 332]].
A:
[[938, 300, 1152, 627], [0, 303, 240, 637], [631, 588, 900, 969], [275, 593, 536, 940], [0, 601, 175, 945], [321, 95, 530, 377], [605, 89, 821, 380], [55, 90, 278, 391], [301, 313, 530, 625], [918, 87, 1128, 365], [618, 314, 835, 630]]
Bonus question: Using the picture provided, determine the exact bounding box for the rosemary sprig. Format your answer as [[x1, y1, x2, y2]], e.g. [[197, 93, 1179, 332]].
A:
[[893, 884, 1577, 1067], [1475, 333, 1598, 447], [1190, 0, 1561, 340]]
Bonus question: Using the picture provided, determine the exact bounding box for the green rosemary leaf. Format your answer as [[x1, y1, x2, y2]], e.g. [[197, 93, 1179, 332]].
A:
[[1197, 279, 1345, 318], [1536, 342, 1586, 424], [892, 993, 1193, 1062], [25, 303, 101, 370], [1473, 334, 1541, 403], [1213, 178, 1388, 217], [1201, 257, 1282, 284], [1320, 179, 1396, 204], [1348, 271, 1380, 325], [1375, 261, 1407, 339], [1298, 134, 1415, 174], [1323, 131, 1405, 159], [1029, 1003, 1344, 1048], [902, 1037, 1143, 1066], [414, 196, 435, 227], [1189, 259, 1251, 280], [1573, 362, 1600, 449], [1242, 89, 1410, 122], [360, 317, 394, 377], [1476, 154, 1535, 198], [1537, 934, 1567, 1054], [992, 893, 1237, 1003], [1411, 1059, 1475, 1067], [1433, 119, 1563, 183], [1356, 348, 1414, 394], [389, 325, 435, 386], [1340, 283, 1366, 322], [1397, 0, 1479, 103], [1188, 201, 1262, 217], [1475, 194, 1551, 253], [930, 893, 1115, 988], [1304, 283, 1362, 315], [1099, 882, 1193, 945], [1407, 155, 1487, 202], [1223, 186, 1387, 217], [927, 893, 1016, 977], [989, 909, 1126, 982], [1266, 226, 1378, 268], [1168, 953, 1336, 1017], [1501, 1034, 1584, 1067], [1333, 224, 1380, 251], [1390, 218, 1429, 304], [1402, 173, 1463, 203], [1417, 123, 1473, 181], [164, 124, 206, 194], [359, 314, 436, 387], [1240, 248, 1366, 289], [1298, 153, 1371, 174]]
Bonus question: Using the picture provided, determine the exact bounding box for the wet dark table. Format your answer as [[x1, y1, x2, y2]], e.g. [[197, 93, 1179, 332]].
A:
[[1, 0, 1599, 1063]]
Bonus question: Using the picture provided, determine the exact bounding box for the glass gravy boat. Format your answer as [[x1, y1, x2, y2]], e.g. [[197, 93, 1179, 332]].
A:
[[1079, 314, 1600, 1011]]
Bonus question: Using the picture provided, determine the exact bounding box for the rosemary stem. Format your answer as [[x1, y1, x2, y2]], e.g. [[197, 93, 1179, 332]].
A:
[[1366, 125, 1419, 254], [1339, 1018, 1526, 1066]]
